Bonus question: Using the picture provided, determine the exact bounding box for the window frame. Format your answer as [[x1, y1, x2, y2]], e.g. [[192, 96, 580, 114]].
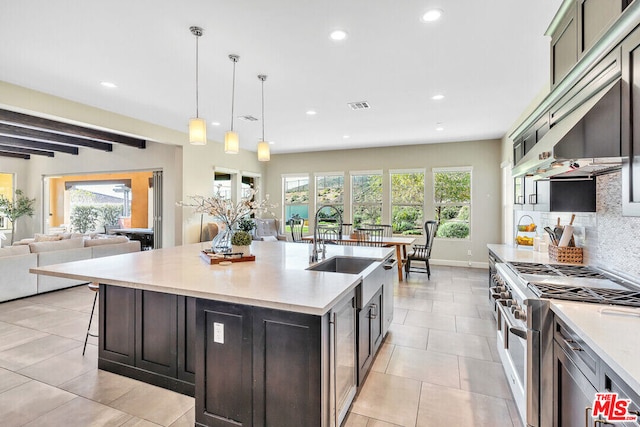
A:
[[350, 170, 383, 228], [282, 173, 310, 223], [389, 168, 425, 236], [432, 166, 472, 240]]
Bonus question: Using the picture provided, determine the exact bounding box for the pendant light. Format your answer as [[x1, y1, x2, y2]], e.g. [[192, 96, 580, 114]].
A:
[[188, 26, 206, 145], [257, 74, 270, 162], [224, 54, 240, 154]]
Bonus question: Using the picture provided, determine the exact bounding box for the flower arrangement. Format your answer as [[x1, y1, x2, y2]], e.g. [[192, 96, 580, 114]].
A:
[[178, 186, 277, 252]]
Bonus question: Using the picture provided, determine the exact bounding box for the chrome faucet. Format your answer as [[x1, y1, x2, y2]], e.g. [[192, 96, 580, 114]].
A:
[[310, 205, 343, 263]]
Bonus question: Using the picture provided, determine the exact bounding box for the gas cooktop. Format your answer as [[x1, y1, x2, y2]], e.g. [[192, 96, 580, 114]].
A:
[[505, 262, 640, 308]]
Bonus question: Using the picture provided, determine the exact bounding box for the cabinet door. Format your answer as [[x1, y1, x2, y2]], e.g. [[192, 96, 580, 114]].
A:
[[135, 290, 178, 377], [622, 26, 640, 216], [357, 288, 383, 385], [579, 0, 626, 55], [99, 284, 135, 366], [554, 341, 598, 426], [370, 290, 384, 353], [196, 300, 252, 427], [252, 307, 323, 427], [552, 7, 578, 87]]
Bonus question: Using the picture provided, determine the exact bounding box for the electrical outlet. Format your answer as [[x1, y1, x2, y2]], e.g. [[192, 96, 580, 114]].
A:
[[213, 322, 224, 344], [467, 249, 472, 256]]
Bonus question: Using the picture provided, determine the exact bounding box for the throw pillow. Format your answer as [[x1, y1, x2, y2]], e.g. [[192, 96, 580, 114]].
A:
[[34, 233, 63, 242]]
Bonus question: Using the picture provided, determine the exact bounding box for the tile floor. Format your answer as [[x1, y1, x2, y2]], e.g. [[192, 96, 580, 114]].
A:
[[0, 265, 522, 427]]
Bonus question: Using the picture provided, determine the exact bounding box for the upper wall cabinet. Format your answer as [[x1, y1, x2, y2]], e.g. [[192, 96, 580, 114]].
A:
[[550, 0, 630, 88], [621, 25, 640, 216]]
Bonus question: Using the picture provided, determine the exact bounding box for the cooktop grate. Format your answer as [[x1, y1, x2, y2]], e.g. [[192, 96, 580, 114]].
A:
[[528, 283, 640, 307], [509, 262, 608, 279]]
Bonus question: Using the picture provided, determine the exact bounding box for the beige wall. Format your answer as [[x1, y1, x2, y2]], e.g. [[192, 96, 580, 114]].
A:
[[0, 81, 266, 245], [266, 140, 502, 267]]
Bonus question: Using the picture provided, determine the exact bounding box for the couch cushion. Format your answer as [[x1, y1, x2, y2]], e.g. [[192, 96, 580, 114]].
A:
[[29, 238, 84, 253], [207, 222, 219, 240], [83, 236, 129, 247], [34, 233, 63, 242], [0, 245, 31, 258]]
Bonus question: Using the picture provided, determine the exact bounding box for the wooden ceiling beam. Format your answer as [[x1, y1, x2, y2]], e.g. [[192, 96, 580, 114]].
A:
[[0, 151, 29, 160], [0, 135, 79, 154], [0, 144, 54, 157], [0, 109, 146, 149], [0, 123, 113, 151]]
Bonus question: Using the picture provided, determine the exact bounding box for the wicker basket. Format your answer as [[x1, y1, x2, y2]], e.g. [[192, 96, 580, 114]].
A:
[[548, 244, 583, 263]]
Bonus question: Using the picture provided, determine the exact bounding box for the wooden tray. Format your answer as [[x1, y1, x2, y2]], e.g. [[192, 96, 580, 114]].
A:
[[200, 251, 255, 265]]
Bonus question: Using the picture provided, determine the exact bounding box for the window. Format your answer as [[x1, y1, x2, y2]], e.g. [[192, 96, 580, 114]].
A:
[[283, 175, 309, 221], [0, 173, 14, 230], [351, 172, 382, 228], [391, 170, 424, 235], [316, 173, 344, 213], [214, 172, 232, 200], [433, 168, 471, 239]]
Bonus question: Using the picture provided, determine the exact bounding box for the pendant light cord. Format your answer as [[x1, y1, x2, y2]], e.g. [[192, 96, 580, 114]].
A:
[[195, 35, 200, 118], [230, 59, 236, 131], [261, 77, 265, 141]]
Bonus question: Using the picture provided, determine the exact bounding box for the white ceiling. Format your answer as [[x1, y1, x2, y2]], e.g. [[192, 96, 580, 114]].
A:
[[0, 0, 562, 154]]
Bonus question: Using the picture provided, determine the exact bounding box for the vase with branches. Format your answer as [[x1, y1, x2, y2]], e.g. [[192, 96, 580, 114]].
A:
[[0, 189, 36, 245]]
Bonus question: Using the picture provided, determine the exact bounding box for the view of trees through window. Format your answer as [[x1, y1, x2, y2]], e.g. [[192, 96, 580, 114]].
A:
[[68, 184, 129, 233], [391, 171, 424, 235], [0, 172, 13, 229], [351, 173, 382, 227], [434, 169, 471, 239]]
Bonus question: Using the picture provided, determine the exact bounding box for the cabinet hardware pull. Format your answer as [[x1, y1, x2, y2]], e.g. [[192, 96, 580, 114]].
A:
[[370, 303, 378, 319], [586, 407, 592, 427], [563, 337, 583, 351]]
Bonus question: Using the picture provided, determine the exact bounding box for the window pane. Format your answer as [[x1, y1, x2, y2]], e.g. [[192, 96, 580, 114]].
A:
[[316, 175, 344, 205], [0, 173, 14, 230], [284, 176, 309, 221], [434, 171, 471, 204], [391, 173, 424, 205], [392, 205, 424, 235], [434, 205, 470, 238], [352, 175, 382, 203]]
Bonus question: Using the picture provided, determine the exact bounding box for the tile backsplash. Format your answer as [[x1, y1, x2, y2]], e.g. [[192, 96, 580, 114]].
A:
[[522, 171, 640, 279]]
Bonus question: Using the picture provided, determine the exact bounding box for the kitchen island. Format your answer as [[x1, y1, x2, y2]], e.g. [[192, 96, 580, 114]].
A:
[[32, 241, 395, 427]]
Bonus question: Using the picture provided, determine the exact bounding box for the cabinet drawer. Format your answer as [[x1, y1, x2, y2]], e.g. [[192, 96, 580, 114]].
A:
[[554, 317, 600, 387], [603, 368, 640, 426]]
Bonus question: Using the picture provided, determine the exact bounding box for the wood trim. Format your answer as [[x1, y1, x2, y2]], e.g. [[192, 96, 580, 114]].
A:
[[0, 151, 29, 159], [0, 123, 113, 151], [0, 144, 54, 157], [0, 134, 79, 154]]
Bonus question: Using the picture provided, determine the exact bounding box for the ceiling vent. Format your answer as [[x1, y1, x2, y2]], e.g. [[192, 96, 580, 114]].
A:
[[238, 115, 258, 122], [347, 101, 370, 110]]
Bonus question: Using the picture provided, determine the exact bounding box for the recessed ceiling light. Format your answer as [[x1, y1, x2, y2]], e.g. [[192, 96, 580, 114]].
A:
[[431, 94, 445, 100], [329, 30, 348, 41], [422, 9, 443, 22], [211, 121, 221, 126], [100, 81, 117, 88], [343, 135, 350, 139], [436, 123, 444, 131], [269, 141, 275, 145], [306, 110, 317, 116]]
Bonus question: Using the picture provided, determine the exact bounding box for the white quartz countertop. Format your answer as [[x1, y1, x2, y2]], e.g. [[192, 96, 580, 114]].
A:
[[551, 301, 640, 395], [31, 241, 394, 316], [487, 243, 583, 265]]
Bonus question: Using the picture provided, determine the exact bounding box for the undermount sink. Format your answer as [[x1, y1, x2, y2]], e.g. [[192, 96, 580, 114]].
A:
[[306, 256, 376, 274]]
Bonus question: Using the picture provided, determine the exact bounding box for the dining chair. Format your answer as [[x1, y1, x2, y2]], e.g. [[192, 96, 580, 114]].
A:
[[405, 220, 438, 279], [288, 218, 305, 242], [356, 227, 384, 247], [318, 226, 340, 244], [361, 223, 392, 237], [340, 223, 353, 239]]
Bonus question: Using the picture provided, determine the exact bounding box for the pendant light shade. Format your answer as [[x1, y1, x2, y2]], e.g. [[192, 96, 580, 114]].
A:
[[188, 26, 207, 145], [224, 54, 240, 154], [257, 74, 270, 162]]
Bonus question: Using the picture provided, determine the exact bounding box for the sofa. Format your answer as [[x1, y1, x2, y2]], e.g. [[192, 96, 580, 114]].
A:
[[0, 235, 141, 302]]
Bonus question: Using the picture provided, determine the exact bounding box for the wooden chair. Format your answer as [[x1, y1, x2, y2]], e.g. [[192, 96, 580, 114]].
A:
[[288, 218, 305, 242], [362, 223, 393, 237], [318, 225, 340, 244], [340, 223, 353, 239], [405, 220, 438, 279], [355, 227, 384, 247]]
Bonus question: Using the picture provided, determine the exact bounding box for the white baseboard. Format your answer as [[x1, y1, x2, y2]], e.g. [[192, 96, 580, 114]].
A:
[[430, 259, 489, 269]]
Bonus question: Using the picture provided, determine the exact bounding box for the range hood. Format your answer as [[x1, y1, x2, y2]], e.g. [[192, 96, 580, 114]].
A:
[[512, 79, 623, 179]]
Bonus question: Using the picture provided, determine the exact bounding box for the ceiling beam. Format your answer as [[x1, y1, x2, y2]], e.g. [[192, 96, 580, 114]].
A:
[[0, 144, 54, 157], [0, 123, 113, 151], [0, 135, 79, 154], [0, 151, 29, 160], [0, 109, 146, 149]]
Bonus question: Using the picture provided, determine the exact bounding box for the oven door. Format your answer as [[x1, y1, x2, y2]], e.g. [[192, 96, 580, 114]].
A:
[[496, 300, 531, 426]]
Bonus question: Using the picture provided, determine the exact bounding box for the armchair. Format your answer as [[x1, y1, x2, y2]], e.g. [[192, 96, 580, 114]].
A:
[[253, 218, 287, 241], [405, 220, 438, 279]]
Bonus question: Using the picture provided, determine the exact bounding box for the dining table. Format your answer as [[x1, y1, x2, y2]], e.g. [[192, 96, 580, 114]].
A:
[[302, 234, 416, 281]]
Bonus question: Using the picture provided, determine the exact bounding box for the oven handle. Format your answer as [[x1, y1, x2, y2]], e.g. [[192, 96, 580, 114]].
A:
[[509, 326, 527, 340]]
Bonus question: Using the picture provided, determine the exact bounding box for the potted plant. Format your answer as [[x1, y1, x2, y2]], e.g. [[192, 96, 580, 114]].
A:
[[231, 230, 252, 257], [0, 189, 36, 245]]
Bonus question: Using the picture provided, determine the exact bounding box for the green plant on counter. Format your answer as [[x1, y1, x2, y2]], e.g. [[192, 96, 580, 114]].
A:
[[237, 217, 255, 233], [231, 230, 252, 246]]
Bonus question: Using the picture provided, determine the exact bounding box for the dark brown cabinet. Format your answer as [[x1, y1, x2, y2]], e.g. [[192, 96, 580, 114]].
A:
[[551, 5, 578, 87], [98, 285, 196, 396], [579, 0, 630, 55], [357, 287, 383, 385], [195, 298, 325, 427]]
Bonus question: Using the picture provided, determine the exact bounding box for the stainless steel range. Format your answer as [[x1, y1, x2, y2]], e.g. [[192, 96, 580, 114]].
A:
[[491, 261, 640, 427]]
